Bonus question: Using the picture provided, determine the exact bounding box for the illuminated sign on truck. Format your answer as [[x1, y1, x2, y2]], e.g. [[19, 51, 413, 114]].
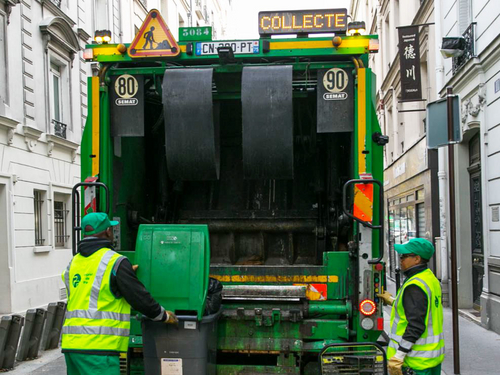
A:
[[258, 9, 348, 35]]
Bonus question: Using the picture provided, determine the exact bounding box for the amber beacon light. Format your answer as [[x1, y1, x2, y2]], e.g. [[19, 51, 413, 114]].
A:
[[347, 21, 366, 36]]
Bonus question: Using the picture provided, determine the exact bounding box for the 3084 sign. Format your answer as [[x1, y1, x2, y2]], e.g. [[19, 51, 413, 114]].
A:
[[115, 74, 139, 106], [322, 68, 348, 100]]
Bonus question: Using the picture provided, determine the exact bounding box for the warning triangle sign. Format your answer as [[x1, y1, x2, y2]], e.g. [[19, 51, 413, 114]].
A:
[[128, 9, 180, 58]]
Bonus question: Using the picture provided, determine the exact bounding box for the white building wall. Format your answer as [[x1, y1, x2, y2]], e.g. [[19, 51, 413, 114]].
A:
[[439, 0, 500, 330], [351, 0, 442, 291], [0, 0, 231, 315]]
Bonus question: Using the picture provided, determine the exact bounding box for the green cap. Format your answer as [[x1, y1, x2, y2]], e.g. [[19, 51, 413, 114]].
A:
[[394, 238, 435, 260], [81, 212, 118, 236]]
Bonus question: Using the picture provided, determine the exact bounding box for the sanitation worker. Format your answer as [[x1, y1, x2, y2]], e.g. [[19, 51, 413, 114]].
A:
[[377, 238, 444, 375], [61, 212, 178, 375]]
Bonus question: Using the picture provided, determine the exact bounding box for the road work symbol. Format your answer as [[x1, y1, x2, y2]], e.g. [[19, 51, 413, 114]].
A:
[[143, 27, 156, 49], [128, 9, 180, 58]]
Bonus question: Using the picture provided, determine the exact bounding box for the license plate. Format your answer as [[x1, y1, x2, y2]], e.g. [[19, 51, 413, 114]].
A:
[[195, 41, 260, 56]]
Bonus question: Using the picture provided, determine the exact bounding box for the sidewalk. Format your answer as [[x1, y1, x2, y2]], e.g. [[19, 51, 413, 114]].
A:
[[4, 349, 65, 374], [385, 278, 500, 375]]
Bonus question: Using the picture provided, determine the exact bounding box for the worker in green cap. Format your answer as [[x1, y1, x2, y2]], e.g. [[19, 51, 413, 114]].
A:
[[61, 212, 178, 375], [377, 238, 444, 375]]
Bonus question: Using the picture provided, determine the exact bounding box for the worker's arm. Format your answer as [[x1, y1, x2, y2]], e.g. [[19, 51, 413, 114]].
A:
[[111, 258, 166, 321], [399, 285, 428, 352]]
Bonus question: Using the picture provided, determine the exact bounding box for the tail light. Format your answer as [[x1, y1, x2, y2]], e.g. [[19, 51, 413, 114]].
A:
[[360, 299, 377, 316]]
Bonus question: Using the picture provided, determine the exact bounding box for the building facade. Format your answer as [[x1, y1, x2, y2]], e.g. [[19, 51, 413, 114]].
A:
[[439, 0, 500, 333], [350, 0, 442, 292], [352, 0, 500, 333], [0, 0, 231, 315]]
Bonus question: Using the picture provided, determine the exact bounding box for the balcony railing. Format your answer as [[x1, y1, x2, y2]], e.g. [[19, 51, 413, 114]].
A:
[[50, 0, 62, 7], [452, 23, 476, 75], [52, 119, 67, 139]]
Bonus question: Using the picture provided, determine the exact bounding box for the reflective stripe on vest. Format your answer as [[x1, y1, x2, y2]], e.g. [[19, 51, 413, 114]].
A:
[[62, 325, 130, 337], [64, 309, 130, 322], [61, 248, 131, 353], [388, 339, 445, 359], [387, 268, 445, 370]]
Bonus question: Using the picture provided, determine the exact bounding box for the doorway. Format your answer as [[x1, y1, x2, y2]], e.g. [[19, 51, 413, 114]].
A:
[[468, 134, 483, 309]]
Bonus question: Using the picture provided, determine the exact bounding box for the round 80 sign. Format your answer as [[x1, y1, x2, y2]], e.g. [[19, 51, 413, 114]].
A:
[[115, 74, 139, 99]]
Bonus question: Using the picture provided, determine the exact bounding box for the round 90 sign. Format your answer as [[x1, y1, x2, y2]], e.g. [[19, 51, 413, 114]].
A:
[[115, 74, 138, 99], [322, 68, 348, 93]]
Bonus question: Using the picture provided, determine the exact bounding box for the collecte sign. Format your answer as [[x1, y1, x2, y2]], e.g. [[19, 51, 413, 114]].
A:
[[258, 9, 348, 35]]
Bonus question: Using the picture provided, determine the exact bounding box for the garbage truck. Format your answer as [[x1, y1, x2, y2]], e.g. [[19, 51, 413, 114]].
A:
[[74, 7, 389, 374]]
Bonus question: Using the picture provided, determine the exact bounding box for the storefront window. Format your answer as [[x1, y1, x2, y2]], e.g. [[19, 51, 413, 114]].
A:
[[387, 189, 425, 278]]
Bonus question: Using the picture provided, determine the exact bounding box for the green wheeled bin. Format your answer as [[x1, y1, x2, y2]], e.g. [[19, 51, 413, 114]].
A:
[[135, 224, 220, 375]]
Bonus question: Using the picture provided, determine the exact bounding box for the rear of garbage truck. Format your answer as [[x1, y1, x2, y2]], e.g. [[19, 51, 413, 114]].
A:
[[76, 8, 388, 374]]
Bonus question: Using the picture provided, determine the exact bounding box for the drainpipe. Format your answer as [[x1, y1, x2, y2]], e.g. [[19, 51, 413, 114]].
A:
[[190, 0, 193, 27], [433, 0, 449, 304]]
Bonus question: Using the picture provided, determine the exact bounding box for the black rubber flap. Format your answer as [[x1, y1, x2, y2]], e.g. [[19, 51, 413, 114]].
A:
[[242, 66, 294, 179], [163, 68, 220, 180], [317, 68, 354, 133], [110, 74, 145, 137]]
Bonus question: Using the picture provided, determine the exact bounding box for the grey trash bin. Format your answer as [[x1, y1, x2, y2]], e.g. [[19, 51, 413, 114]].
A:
[[142, 310, 221, 375]]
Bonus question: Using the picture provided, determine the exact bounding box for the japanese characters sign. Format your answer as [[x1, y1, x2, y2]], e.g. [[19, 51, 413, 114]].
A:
[[398, 26, 422, 101]]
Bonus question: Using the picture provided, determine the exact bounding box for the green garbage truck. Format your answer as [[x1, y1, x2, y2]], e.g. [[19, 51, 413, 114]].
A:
[[75, 7, 388, 374]]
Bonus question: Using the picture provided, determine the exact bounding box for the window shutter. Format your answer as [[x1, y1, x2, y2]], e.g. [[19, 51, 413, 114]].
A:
[[458, 0, 472, 34]]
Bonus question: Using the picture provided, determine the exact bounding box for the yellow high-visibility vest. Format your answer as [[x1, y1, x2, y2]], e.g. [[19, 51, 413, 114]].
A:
[[61, 248, 131, 353], [387, 268, 445, 370]]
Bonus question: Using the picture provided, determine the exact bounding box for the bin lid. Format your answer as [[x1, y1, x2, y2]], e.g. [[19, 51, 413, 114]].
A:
[[135, 224, 210, 320]]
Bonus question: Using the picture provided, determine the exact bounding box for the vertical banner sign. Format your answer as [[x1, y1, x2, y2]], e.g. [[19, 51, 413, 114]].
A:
[[398, 26, 422, 101]]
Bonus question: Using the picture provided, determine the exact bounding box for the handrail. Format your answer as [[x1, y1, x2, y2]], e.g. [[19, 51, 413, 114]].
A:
[[71, 182, 110, 255], [342, 178, 384, 264]]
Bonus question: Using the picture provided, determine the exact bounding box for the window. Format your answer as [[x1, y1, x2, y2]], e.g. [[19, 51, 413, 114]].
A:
[[40, 17, 79, 138], [34, 191, 46, 246], [54, 199, 69, 248], [0, 10, 6, 104], [458, 0, 472, 35], [49, 61, 68, 138], [50, 63, 62, 122], [387, 188, 426, 278]]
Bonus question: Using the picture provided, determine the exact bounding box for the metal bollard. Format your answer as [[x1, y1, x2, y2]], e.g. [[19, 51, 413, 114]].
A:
[[40, 302, 66, 351], [17, 308, 47, 361], [0, 315, 24, 370]]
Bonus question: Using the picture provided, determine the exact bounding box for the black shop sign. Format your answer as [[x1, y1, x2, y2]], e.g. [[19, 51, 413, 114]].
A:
[[398, 26, 422, 101]]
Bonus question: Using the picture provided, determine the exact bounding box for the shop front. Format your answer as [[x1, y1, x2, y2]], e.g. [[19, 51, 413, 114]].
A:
[[384, 138, 440, 279]]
